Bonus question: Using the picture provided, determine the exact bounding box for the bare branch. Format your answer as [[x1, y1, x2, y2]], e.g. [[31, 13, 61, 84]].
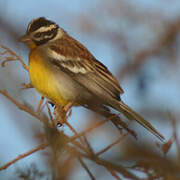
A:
[[107, 168, 122, 180], [78, 156, 96, 180], [96, 133, 128, 156], [0, 90, 45, 123], [1, 45, 28, 71], [0, 143, 48, 171]]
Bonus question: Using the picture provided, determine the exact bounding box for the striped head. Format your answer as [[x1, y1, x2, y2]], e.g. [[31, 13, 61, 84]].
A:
[[19, 17, 64, 47]]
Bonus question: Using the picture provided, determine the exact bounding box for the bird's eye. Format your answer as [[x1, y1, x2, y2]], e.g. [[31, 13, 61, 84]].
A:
[[34, 32, 41, 38]]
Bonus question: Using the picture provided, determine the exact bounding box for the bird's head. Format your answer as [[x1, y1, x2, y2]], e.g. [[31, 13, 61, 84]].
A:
[[19, 17, 64, 49]]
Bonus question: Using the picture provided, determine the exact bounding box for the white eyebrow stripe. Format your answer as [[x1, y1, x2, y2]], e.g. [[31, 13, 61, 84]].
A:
[[33, 24, 57, 34]]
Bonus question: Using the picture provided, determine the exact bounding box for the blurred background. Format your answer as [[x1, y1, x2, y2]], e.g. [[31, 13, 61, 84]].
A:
[[0, 0, 180, 179]]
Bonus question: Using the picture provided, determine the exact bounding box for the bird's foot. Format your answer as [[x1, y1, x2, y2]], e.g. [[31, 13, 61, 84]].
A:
[[53, 102, 74, 127]]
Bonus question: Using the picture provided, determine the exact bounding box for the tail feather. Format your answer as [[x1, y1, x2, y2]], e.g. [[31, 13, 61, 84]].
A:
[[113, 100, 164, 141]]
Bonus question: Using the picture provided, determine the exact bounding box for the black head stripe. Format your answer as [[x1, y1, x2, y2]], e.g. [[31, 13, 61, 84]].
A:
[[33, 27, 58, 46], [27, 17, 57, 33]]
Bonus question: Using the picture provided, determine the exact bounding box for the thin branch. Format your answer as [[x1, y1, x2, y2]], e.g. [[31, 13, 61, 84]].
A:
[[96, 133, 127, 156], [0, 90, 45, 123], [21, 83, 33, 90], [83, 135, 94, 154], [69, 115, 118, 142], [107, 168, 122, 180], [67, 146, 139, 180], [37, 96, 45, 113], [0, 143, 49, 170], [1, 45, 28, 71], [70, 139, 90, 154], [73, 134, 122, 180], [83, 153, 139, 180], [77, 156, 96, 180], [171, 115, 180, 161], [65, 121, 85, 146]]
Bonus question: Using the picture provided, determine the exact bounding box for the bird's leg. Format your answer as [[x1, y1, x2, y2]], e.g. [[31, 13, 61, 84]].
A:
[[53, 104, 66, 127], [53, 102, 74, 128], [46, 102, 56, 128], [36, 96, 45, 112]]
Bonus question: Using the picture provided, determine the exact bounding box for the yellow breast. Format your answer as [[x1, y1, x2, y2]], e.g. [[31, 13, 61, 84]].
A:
[[29, 50, 69, 106]]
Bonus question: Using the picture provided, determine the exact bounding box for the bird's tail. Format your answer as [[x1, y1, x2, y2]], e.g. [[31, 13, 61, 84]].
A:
[[112, 100, 164, 141]]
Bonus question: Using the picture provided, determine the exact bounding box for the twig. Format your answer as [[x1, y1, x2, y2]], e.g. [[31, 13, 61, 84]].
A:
[[1, 45, 28, 71], [69, 115, 118, 142], [83, 135, 94, 154], [107, 168, 122, 180], [66, 121, 99, 162], [0, 143, 49, 170], [96, 133, 127, 156], [21, 83, 33, 90], [77, 156, 96, 180], [83, 153, 139, 180], [68, 146, 139, 180], [65, 121, 85, 146], [70, 139, 90, 154], [37, 96, 45, 113], [171, 114, 180, 161], [77, 135, 122, 180], [0, 90, 45, 123]]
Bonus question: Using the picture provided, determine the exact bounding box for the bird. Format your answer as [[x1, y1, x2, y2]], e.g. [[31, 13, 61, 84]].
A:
[[19, 17, 164, 141]]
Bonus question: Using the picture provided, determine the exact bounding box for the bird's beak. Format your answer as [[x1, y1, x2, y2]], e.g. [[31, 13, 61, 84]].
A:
[[18, 34, 30, 42]]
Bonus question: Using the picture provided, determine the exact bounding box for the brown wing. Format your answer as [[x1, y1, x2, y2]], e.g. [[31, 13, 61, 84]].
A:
[[48, 34, 123, 101], [93, 58, 124, 94]]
